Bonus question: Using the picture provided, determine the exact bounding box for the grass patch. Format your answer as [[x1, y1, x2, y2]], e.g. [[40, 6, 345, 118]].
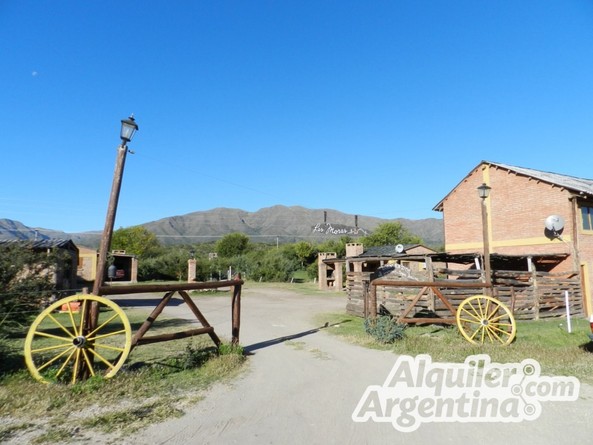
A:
[[0, 310, 247, 444], [317, 313, 593, 383]]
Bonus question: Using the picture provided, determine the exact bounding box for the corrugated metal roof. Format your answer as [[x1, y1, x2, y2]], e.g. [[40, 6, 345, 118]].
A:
[[354, 244, 420, 258], [491, 161, 593, 195], [433, 160, 593, 211], [0, 238, 78, 250]]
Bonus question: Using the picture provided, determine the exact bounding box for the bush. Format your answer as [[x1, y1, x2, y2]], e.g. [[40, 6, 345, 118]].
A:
[[0, 244, 60, 335], [138, 249, 189, 281], [218, 343, 244, 356], [178, 342, 218, 369], [364, 316, 407, 343], [245, 249, 300, 282]]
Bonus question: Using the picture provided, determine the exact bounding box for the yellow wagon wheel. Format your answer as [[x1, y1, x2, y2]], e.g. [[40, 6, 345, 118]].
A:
[[24, 294, 132, 384], [456, 295, 517, 346]]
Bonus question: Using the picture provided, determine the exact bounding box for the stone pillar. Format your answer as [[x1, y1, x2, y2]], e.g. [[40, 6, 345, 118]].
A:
[[345, 243, 364, 257], [130, 257, 138, 283], [333, 261, 343, 291], [188, 259, 197, 283], [345, 243, 364, 273], [318, 252, 337, 290]]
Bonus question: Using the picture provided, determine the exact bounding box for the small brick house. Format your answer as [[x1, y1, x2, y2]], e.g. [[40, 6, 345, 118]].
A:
[[433, 160, 593, 316]]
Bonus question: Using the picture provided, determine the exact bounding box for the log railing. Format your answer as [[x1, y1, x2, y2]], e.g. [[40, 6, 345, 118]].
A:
[[99, 276, 244, 351], [368, 279, 490, 325]]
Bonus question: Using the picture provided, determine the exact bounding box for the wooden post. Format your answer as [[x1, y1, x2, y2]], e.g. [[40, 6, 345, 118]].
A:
[[425, 256, 436, 311], [360, 278, 369, 318], [532, 267, 540, 320], [481, 196, 492, 295], [79, 144, 129, 382], [231, 273, 242, 345], [369, 282, 377, 321], [92, 145, 128, 299]]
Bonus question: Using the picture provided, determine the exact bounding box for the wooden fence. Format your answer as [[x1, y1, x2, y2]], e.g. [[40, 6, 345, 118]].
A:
[[346, 268, 583, 321]]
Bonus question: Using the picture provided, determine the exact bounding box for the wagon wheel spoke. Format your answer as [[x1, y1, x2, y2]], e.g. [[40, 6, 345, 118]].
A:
[[36, 345, 75, 371], [486, 323, 514, 343], [56, 348, 78, 378], [25, 295, 132, 384], [456, 295, 517, 346], [468, 325, 483, 341], [464, 302, 482, 319], [45, 313, 76, 339]]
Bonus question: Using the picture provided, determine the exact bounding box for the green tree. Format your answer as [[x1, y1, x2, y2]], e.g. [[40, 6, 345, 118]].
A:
[[215, 233, 250, 258], [293, 241, 314, 268], [360, 222, 422, 247], [138, 248, 189, 281], [111, 226, 161, 258], [246, 248, 300, 282]]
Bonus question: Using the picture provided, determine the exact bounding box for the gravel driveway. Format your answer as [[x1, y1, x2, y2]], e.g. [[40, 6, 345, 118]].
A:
[[112, 284, 593, 445]]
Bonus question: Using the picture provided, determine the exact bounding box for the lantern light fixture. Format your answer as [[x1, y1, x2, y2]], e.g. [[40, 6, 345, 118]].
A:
[[477, 183, 491, 199], [120, 114, 139, 145]]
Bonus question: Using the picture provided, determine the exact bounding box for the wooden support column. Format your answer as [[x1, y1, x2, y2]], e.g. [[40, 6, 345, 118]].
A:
[[369, 282, 377, 321], [363, 279, 369, 318], [426, 256, 435, 311], [231, 274, 242, 345]]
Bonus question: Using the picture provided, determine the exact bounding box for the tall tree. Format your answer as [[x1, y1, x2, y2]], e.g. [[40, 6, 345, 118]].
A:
[[293, 241, 314, 268], [215, 233, 250, 258], [360, 222, 422, 247], [111, 226, 161, 258]]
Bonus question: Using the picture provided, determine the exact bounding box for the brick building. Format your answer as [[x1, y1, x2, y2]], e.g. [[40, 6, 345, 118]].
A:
[[433, 160, 593, 315]]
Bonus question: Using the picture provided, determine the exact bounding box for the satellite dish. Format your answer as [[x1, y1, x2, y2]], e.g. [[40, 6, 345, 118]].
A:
[[545, 215, 565, 232], [395, 244, 404, 253], [544, 215, 565, 240]]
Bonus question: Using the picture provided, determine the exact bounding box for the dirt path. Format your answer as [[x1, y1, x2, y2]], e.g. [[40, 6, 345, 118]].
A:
[[115, 285, 593, 445]]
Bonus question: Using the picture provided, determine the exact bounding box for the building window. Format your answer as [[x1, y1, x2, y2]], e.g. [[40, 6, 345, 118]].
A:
[[581, 206, 593, 231]]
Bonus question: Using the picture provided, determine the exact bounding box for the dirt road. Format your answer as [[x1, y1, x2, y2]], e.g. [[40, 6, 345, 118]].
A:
[[115, 285, 593, 445]]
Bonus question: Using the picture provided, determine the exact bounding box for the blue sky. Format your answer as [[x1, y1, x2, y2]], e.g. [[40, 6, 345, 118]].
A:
[[2, 1, 593, 233]]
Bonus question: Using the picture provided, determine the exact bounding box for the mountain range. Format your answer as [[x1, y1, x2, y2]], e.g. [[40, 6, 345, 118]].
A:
[[0, 205, 444, 249]]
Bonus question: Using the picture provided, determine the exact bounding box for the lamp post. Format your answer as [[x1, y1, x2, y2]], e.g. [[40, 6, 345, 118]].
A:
[[477, 183, 492, 294], [92, 115, 139, 297], [76, 115, 138, 380]]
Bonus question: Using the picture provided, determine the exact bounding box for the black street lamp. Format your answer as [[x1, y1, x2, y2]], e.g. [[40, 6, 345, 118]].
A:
[[120, 115, 139, 146], [477, 183, 492, 293], [477, 182, 491, 200]]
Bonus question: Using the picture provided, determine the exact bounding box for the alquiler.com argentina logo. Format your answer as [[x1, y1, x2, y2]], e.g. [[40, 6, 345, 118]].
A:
[[352, 354, 579, 432]]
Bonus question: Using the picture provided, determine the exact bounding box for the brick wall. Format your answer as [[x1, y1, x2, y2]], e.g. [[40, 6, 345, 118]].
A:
[[443, 165, 573, 259], [440, 162, 591, 314]]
